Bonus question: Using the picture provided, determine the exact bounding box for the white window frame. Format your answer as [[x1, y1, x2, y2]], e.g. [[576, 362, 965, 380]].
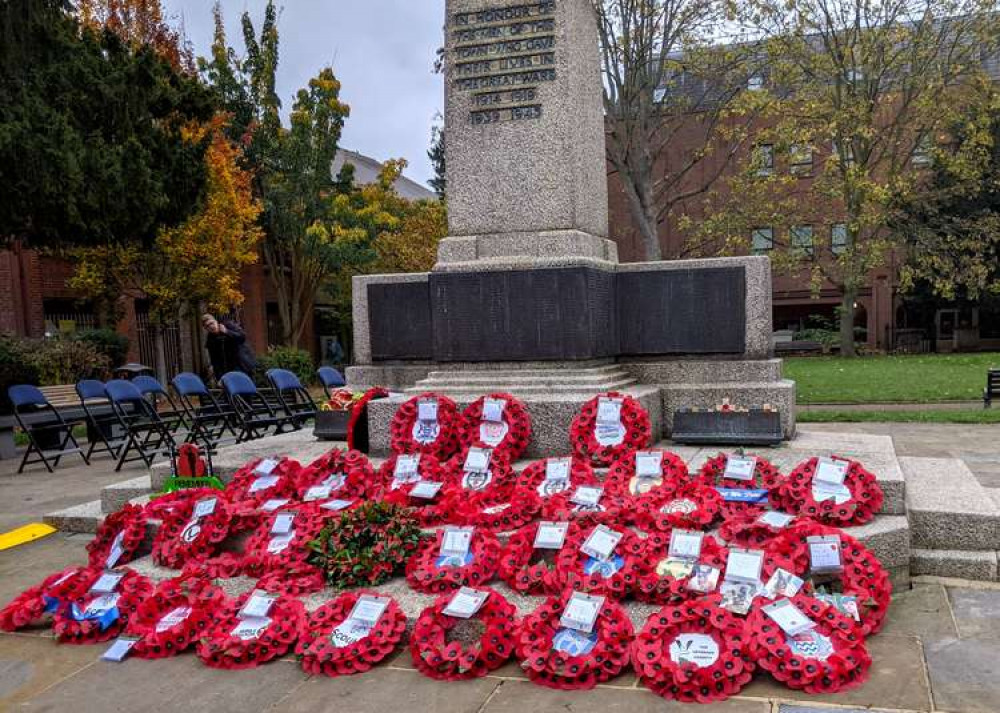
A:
[[751, 227, 774, 254]]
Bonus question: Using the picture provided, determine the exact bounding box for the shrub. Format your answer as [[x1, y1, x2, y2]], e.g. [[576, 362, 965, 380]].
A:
[[73, 328, 129, 367], [0, 336, 40, 413], [256, 346, 315, 386], [0, 336, 110, 412]]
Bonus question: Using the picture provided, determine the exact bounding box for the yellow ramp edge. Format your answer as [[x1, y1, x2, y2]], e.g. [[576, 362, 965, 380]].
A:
[[0, 523, 57, 551]]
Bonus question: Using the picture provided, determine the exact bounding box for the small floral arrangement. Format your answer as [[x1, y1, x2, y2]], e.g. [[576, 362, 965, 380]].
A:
[[321, 388, 365, 412]]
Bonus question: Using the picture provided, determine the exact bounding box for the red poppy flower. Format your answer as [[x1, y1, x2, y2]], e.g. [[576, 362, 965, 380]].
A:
[[458, 393, 532, 461], [632, 595, 757, 702], [389, 392, 464, 460], [126, 576, 225, 659], [52, 568, 153, 645], [196, 592, 305, 670], [151, 492, 233, 569], [294, 448, 375, 502], [569, 392, 652, 467], [552, 524, 644, 600], [497, 521, 581, 596], [515, 590, 634, 690], [698, 453, 784, 521], [747, 593, 871, 694], [87, 503, 147, 569], [634, 532, 730, 605], [770, 456, 883, 526], [409, 586, 518, 680], [347, 387, 391, 451], [296, 590, 407, 677], [0, 565, 92, 632], [634, 481, 723, 532], [405, 529, 501, 594]]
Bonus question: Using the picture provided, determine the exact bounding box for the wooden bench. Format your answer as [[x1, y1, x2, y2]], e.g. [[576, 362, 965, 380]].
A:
[[986, 369, 1000, 408]]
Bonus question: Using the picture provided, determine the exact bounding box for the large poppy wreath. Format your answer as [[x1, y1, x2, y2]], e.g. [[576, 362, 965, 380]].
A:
[[379, 481, 453, 528], [295, 448, 375, 502], [151, 491, 233, 569], [497, 521, 580, 596], [747, 593, 871, 694], [632, 596, 757, 703], [389, 392, 464, 460], [634, 481, 723, 532], [374, 452, 446, 498], [224, 457, 302, 509], [604, 449, 691, 509], [296, 591, 407, 677], [569, 392, 652, 467], [126, 576, 225, 659], [410, 586, 518, 681], [718, 510, 807, 549], [634, 532, 730, 605], [447, 486, 540, 532], [0, 565, 92, 632], [515, 590, 634, 690], [405, 529, 502, 594], [242, 510, 327, 574], [765, 521, 892, 636], [459, 393, 532, 461], [514, 457, 600, 520], [552, 525, 644, 600], [87, 503, 147, 569], [441, 444, 516, 508], [196, 592, 306, 670], [698, 453, 784, 521], [770, 456, 883, 526], [52, 568, 153, 644]]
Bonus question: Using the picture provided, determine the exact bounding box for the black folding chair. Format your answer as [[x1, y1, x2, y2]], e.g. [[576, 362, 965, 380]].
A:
[[220, 371, 298, 442], [133, 375, 188, 434], [8, 385, 89, 474], [171, 372, 239, 451], [105, 379, 175, 471], [317, 366, 346, 398], [267, 369, 318, 427], [75, 379, 125, 462]]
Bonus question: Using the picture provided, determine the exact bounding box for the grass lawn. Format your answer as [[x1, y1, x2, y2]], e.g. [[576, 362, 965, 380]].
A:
[[785, 352, 1000, 404], [798, 409, 1000, 424]]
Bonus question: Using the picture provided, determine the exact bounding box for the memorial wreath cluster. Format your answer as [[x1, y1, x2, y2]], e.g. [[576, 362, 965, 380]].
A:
[[1, 391, 891, 702]]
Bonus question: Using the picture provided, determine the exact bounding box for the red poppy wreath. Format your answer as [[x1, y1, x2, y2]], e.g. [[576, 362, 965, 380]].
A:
[[497, 521, 579, 596], [459, 393, 532, 461], [126, 576, 225, 659], [295, 448, 374, 502], [196, 591, 306, 670], [441, 443, 516, 508], [515, 590, 634, 690], [87, 503, 147, 569], [544, 483, 626, 527], [447, 486, 540, 532], [242, 509, 326, 572], [604, 449, 690, 508], [569, 392, 652, 467], [553, 524, 644, 600], [405, 528, 501, 593], [514, 457, 600, 519], [634, 532, 730, 605], [389, 392, 464, 460], [747, 593, 871, 694], [347, 387, 391, 451], [151, 491, 232, 569], [410, 586, 518, 681], [224, 456, 301, 509], [0, 565, 92, 632], [297, 591, 407, 677], [631, 595, 757, 703], [374, 452, 446, 497], [718, 509, 805, 549], [634, 481, 723, 532], [378, 479, 453, 527], [52, 568, 153, 645], [770, 456, 883, 526], [698, 453, 784, 521]]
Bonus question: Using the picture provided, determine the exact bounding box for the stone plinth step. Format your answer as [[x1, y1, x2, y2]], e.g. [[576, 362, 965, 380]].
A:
[[902, 457, 1000, 551], [101, 475, 154, 514], [44, 499, 104, 534], [911, 548, 998, 582]]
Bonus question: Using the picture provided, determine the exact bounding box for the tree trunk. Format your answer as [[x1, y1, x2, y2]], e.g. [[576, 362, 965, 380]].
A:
[[152, 325, 168, 382], [839, 289, 857, 357], [620, 171, 662, 261]]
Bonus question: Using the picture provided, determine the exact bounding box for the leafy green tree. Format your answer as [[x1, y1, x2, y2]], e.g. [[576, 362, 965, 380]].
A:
[[428, 119, 446, 200]]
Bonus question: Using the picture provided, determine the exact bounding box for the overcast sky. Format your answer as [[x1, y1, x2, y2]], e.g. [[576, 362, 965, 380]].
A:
[[161, 0, 445, 187]]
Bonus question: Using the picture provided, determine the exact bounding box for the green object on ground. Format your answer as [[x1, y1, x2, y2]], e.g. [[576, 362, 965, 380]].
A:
[[159, 475, 226, 494], [785, 353, 1000, 404], [798, 409, 1000, 424]]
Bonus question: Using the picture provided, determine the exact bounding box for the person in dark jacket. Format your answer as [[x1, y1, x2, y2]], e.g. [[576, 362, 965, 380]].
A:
[[202, 314, 258, 380]]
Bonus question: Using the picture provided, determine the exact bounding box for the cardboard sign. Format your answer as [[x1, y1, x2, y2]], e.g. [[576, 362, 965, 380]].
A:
[[725, 549, 764, 584], [102, 636, 140, 662], [815, 457, 849, 486], [596, 398, 623, 425], [304, 485, 333, 502], [533, 521, 569, 550], [105, 531, 126, 569], [687, 565, 721, 593], [724, 456, 757, 481], [193, 497, 217, 519], [763, 568, 804, 599], [757, 511, 795, 528], [394, 455, 420, 479], [417, 400, 438, 422], [464, 447, 492, 473], [90, 570, 125, 595], [442, 587, 490, 619], [635, 451, 663, 477], [560, 592, 604, 633], [410, 481, 443, 499], [254, 458, 279, 476], [440, 527, 474, 558], [248, 475, 279, 493], [668, 529, 704, 561], [231, 617, 270, 641], [571, 486, 603, 507], [239, 591, 278, 620], [482, 398, 506, 423], [763, 599, 816, 636], [348, 595, 390, 627], [580, 525, 622, 561], [261, 499, 290, 512], [271, 512, 296, 535], [320, 499, 355, 512], [155, 606, 192, 633], [807, 535, 843, 573]]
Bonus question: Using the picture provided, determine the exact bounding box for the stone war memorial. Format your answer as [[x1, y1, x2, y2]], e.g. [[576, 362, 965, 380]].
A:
[[349, 0, 796, 455]]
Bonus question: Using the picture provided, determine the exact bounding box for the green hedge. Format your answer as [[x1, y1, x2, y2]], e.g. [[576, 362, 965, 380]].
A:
[[0, 335, 111, 412], [256, 346, 315, 386]]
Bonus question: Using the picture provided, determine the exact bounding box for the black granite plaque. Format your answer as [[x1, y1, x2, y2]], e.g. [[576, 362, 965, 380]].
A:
[[368, 282, 434, 360], [617, 267, 746, 354]]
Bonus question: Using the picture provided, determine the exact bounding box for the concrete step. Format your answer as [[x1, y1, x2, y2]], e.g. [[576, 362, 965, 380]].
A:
[[43, 499, 104, 534], [911, 548, 998, 582], [101, 475, 155, 514], [902, 457, 1000, 551]]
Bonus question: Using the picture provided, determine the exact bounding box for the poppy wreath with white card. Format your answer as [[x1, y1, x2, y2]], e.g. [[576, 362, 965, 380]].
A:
[[718, 510, 806, 549], [631, 595, 757, 703], [604, 448, 691, 508], [765, 521, 891, 635], [515, 457, 602, 519], [87, 503, 148, 570], [459, 392, 532, 461], [634, 480, 723, 532], [294, 448, 375, 502], [296, 591, 407, 677], [770, 456, 883, 526], [126, 575, 225, 659], [0, 565, 92, 632], [497, 521, 581, 595], [242, 509, 326, 573], [543, 483, 627, 527], [552, 525, 644, 600], [196, 591, 306, 670], [379, 479, 453, 528], [405, 528, 502, 593], [515, 590, 634, 690], [224, 457, 302, 510], [698, 453, 784, 521], [441, 443, 516, 509], [52, 567, 153, 644], [389, 392, 464, 460], [409, 586, 518, 681], [151, 492, 233, 569], [569, 392, 652, 467], [374, 452, 446, 497], [747, 593, 871, 694], [634, 532, 730, 605], [448, 486, 540, 532]]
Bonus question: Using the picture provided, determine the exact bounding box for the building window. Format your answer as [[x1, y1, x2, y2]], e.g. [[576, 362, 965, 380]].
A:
[[831, 223, 848, 255], [912, 135, 933, 166], [653, 86, 667, 103], [747, 74, 764, 91], [751, 227, 774, 254], [846, 67, 864, 82], [791, 225, 814, 256], [834, 140, 855, 166], [754, 144, 774, 176], [789, 144, 813, 175]]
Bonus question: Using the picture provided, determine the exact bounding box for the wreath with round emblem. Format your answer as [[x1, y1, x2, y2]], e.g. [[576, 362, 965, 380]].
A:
[[770, 456, 883, 527], [747, 593, 871, 694], [634, 532, 730, 605], [634, 481, 723, 532], [126, 576, 225, 659], [389, 392, 464, 460], [632, 596, 757, 703], [151, 491, 233, 569], [0, 565, 92, 632], [405, 528, 502, 594], [569, 391, 652, 467], [604, 448, 690, 508], [294, 448, 374, 502], [698, 453, 784, 521], [514, 457, 600, 519], [296, 591, 407, 677], [440, 443, 516, 509], [497, 521, 579, 596], [515, 590, 634, 690], [459, 392, 532, 461], [196, 592, 306, 670], [86, 503, 147, 569], [552, 524, 644, 600], [52, 568, 153, 644]]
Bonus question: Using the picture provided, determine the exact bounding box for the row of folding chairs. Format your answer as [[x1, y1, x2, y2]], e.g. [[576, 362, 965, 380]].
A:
[[8, 366, 345, 474]]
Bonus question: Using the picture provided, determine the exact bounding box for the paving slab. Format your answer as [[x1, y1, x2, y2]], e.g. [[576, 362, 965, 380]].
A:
[[0, 632, 101, 707], [902, 457, 1000, 551], [882, 583, 959, 641], [924, 637, 1000, 713], [947, 587, 1000, 640]]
